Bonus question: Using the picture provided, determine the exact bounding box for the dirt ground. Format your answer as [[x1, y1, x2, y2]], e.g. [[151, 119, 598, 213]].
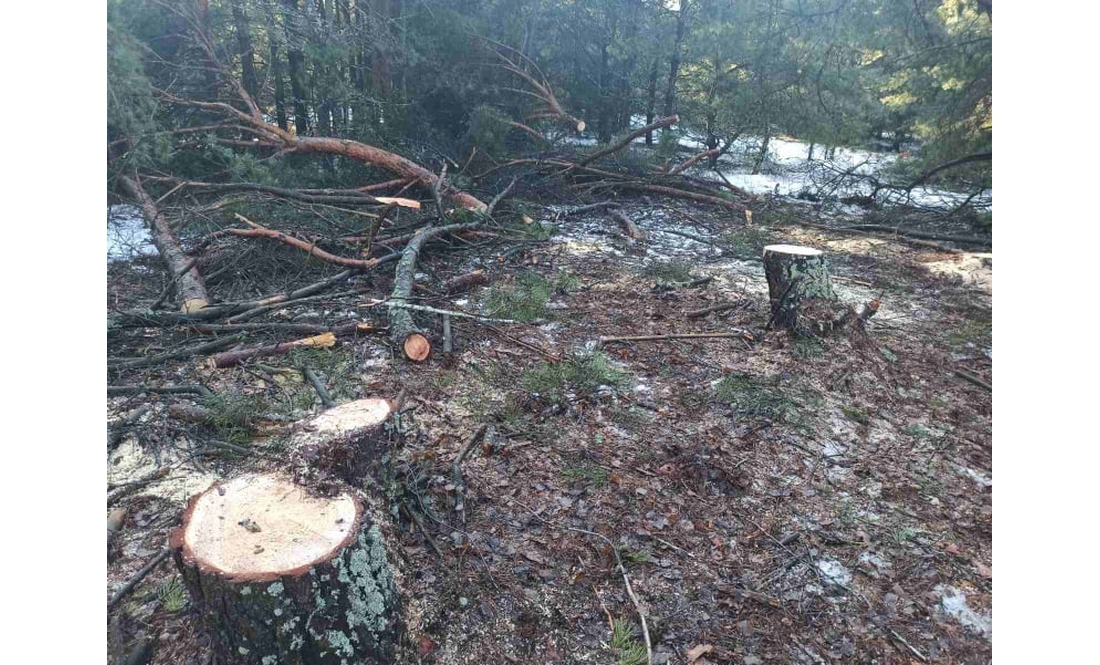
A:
[[107, 195, 992, 664]]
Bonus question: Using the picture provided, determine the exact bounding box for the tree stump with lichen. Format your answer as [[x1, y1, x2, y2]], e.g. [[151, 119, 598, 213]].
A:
[[762, 244, 838, 335], [171, 474, 401, 665]]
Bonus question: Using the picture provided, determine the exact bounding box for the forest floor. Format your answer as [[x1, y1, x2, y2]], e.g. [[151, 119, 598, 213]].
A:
[[107, 193, 992, 664]]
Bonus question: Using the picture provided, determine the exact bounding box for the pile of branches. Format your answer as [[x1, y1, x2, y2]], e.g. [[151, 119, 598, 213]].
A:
[[469, 40, 757, 212], [108, 5, 761, 369]]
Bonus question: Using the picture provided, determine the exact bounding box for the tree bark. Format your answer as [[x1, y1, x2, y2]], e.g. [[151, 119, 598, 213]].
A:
[[388, 222, 481, 360], [752, 126, 771, 175], [762, 244, 837, 333], [610, 210, 645, 240], [577, 115, 678, 167], [118, 175, 210, 312], [286, 398, 394, 488], [210, 331, 338, 369], [227, 215, 390, 269], [283, 0, 310, 135], [231, 2, 258, 101], [171, 474, 401, 665], [271, 39, 289, 131], [662, 2, 688, 124], [440, 269, 488, 294], [645, 59, 659, 146], [611, 182, 744, 211], [290, 137, 486, 210]]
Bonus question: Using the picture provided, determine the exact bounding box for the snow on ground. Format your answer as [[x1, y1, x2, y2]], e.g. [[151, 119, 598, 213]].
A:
[[570, 116, 991, 212], [108, 204, 157, 263]]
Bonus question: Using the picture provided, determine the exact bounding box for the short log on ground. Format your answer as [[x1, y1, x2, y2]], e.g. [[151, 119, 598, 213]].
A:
[[762, 244, 838, 333], [387, 222, 481, 361], [171, 474, 401, 665], [287, 398, 394, 489]]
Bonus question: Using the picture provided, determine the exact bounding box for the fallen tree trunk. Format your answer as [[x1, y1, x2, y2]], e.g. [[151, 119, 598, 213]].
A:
[[209, 329, 375, 368], [578, 115, 678, 167], [289, 137, 485, 211], [109, 334, 246, 371], [173, 180, 401, 207], [389, 222, 481, 361], [158, 17, 486, 212], [668, 147, 721, 176], [171, 474, 401, 664], [609, 182, 746, 211], [118, 174, 211, 313], [841, 224, 990, 246], [228, 215, 388, 270]]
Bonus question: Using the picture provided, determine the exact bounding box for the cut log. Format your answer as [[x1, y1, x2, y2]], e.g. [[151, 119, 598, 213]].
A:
[[171, 474, 400, 665], [388, 222, 481, 361], [118, 174, 210, 313], [440, 269, 489, 294], [610, 210, 646, 241], [762, 244, 837, 333], [209, 331, 338, 369], [107, 507, 127, 562], [287, 398, 394, 489]]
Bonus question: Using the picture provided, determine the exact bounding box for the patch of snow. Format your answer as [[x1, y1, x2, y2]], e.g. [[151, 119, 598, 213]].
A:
[[935, 584, 992, 640], [108, 205, 157, 263], [816, 558, 852, 587], [858, 551, 891, 575], [956, 464, 992, 487]]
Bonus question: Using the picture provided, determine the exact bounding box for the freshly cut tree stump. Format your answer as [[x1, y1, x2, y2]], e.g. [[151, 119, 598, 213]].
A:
[[172, 474, 401, 665], [762, 244, 837, 333], [288, 398, 395, 489]]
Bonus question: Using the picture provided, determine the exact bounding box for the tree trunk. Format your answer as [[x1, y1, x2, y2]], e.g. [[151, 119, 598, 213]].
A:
[[752, 126, 771, 175], [283, 1, 310, 135], [290, 137, 486, 210], [762, 244, 837, 333], [370, 0, 393, 101], [210, 331, 342, 369], [662, 2, 688, 127], [271, 40, 289, 131], [117, 175, 210, 312], [231, 3, 258, 101], [645, 60, 658, 146], [171, 474, 401, 665]]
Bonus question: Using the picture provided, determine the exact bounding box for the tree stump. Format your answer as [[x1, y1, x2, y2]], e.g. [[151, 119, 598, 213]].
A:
[[287, 398, 395, 490], [762, 244, 837, 333], [171, 474, 401, 665]]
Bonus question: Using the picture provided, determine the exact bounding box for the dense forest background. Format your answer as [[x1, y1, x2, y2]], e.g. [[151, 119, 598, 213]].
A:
[[108, 0, 991, 199]]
